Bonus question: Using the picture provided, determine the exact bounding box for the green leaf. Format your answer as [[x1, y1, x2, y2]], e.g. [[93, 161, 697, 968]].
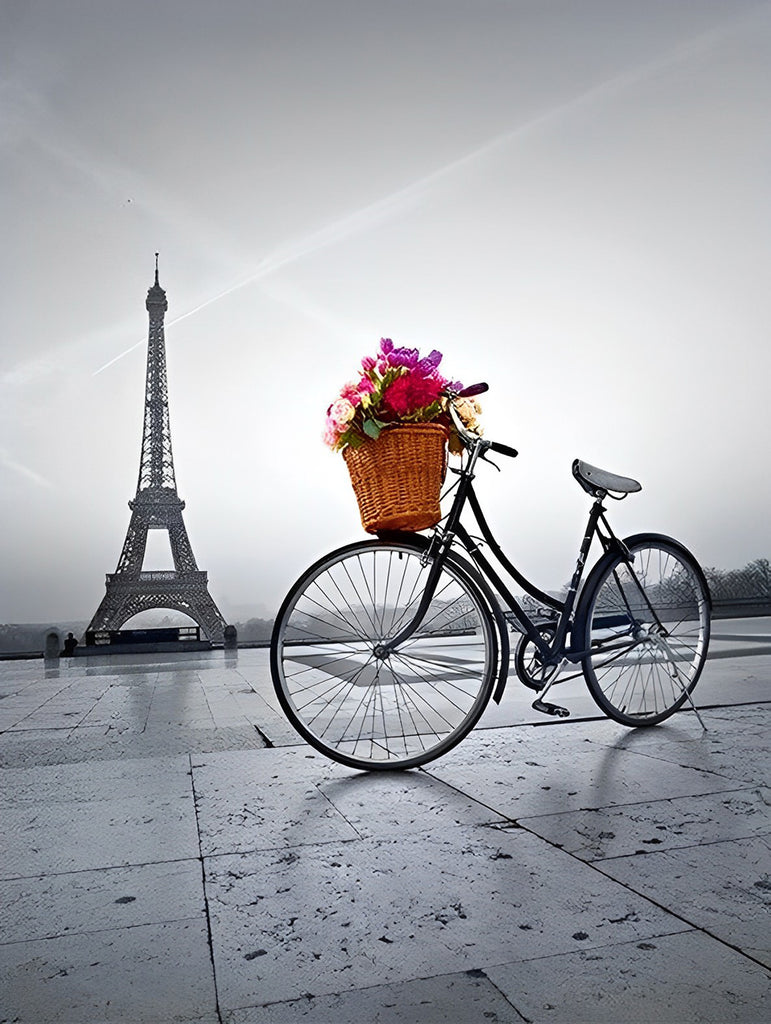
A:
[[363, 419, 381, 439]]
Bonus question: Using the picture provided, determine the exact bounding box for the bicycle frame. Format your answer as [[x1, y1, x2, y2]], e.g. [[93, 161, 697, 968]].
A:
[[378, 437, 632, 692], [456, 484, 629, 666]]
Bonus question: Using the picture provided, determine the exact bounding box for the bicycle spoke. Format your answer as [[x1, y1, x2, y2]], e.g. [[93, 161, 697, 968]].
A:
[[272, 540, 496, 769], [580, 536, 710, 726]]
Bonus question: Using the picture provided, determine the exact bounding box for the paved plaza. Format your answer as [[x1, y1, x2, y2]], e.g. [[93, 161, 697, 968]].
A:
[[1, 621, 769, 1023]]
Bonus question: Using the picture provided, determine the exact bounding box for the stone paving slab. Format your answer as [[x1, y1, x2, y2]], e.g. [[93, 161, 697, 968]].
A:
[[193, 750, 362, 855], [421, 716, 742, 820], [204, 825, 684, 1009], [313, 760, 500, 840], [486, 929, 771, 1024], [225, 931, 771, 1024], [0, 752, 192, 805], [227, 969, 523, 1023], [0, 920, 218, 1024], [518, 786, 771, 860], [0, 658, 280, 769], [0, 723, 267, 769], [579, 703, 769, 786], [2, 793, 200, 878], [191, 747, 500, 856], [596, 835, 771, 967], [1, 859, 204, 943]]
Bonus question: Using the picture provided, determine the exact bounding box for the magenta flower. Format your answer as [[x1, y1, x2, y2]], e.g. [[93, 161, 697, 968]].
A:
[[382, 373, 444, 416]]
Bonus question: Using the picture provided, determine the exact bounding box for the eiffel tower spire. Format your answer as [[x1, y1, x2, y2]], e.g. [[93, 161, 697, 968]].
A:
[[87, 258, 228, 641], [136, 252, 177, 494]]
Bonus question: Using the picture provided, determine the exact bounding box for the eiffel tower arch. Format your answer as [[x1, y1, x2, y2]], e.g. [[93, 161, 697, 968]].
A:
[[87, 258, 228, 642]]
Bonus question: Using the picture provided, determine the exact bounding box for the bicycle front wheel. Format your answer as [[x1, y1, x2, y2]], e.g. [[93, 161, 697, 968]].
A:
[[577, 534, 711, 726], [270, 538, 497, 770]]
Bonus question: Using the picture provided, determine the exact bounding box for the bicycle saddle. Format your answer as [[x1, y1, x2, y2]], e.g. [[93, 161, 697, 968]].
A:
[[572, 459, 642, 498]]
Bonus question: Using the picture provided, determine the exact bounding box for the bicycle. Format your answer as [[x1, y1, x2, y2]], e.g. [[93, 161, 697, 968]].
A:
[[270, 384, 712, 770]]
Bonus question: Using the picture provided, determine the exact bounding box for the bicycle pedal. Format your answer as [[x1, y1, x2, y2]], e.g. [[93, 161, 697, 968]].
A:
[[532, 699, 570, 718]]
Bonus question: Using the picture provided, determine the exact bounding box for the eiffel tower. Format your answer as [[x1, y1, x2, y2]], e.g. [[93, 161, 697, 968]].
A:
[[87, 257, 228, 642]]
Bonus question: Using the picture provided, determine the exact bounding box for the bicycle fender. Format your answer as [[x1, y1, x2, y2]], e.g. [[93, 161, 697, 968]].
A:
[[572, 531, 714, 648], [491, 606, 511, 704], [619, 533, 712, 610]]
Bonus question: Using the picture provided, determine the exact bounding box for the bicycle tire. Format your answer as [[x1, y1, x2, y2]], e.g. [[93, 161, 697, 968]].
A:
[[270, 537, 498, 770], [575, 533, 711, 726]]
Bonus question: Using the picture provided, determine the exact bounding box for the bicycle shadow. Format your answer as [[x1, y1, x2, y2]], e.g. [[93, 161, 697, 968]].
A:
[[580, 712, 714, 806], [316, 761, 502, 834]]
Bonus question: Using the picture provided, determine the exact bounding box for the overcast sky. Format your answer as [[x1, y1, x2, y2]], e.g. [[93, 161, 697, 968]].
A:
[[1, 0, 769, 626]]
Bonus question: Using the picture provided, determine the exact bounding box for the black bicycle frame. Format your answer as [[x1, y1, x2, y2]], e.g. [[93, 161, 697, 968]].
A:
[[379, 445, 630, 675]]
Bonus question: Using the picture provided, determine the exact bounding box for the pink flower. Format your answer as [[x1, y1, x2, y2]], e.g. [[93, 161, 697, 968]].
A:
[[339, 377, 375, 406], [323, 418, 341, 448], [339, 381, 363, 407], [328, 397, 356, 429]]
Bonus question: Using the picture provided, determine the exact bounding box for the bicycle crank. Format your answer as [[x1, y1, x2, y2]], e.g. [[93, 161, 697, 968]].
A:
[[514, 625, 561, 692]]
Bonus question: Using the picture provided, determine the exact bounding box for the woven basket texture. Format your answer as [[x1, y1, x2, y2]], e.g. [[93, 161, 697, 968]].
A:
[[343, 423, 448, 533]]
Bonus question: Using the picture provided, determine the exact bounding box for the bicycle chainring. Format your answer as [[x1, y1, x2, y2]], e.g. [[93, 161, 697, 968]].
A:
[[514, 625, 559, 692]]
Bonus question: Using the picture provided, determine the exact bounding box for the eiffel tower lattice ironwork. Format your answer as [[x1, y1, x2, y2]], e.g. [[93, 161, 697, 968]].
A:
[[87, 258, 227, 641]]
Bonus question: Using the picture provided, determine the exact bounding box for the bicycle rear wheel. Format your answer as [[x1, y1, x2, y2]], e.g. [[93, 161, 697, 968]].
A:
[[271, 538, 497, 769], [576, 534, 711, 726]]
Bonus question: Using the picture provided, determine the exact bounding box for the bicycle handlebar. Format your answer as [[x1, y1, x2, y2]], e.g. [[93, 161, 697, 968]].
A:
[[458, 382, 489, 398], [444, 383, 518, 460], [487, 438, 519, 459]]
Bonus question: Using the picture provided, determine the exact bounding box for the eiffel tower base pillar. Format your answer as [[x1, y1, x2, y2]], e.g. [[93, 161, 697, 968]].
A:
[[87, 572, 228, 643]]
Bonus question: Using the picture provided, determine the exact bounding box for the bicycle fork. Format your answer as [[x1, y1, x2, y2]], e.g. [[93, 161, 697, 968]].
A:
[[376, 450, 484, 659], [372, 541, 450, 660]]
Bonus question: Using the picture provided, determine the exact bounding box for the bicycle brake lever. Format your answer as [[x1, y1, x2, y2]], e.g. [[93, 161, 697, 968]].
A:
[[479, 448, 501, 472]]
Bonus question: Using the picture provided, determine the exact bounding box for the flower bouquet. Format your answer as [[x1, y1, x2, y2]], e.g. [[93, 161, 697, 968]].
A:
[[324, 338, 482, 533]]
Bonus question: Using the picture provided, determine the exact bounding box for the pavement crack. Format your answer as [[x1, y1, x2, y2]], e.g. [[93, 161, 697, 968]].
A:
[[189, 753, 225, 1024], [253, 723, 274, 747]]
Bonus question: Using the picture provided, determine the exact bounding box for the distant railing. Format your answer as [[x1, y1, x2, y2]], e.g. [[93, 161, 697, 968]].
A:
[[712, 597, 771, 619], [85, 625, 201, 646], [104, 571, 209, 584]]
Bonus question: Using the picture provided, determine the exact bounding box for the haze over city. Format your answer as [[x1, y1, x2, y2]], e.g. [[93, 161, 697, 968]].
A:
[[1, 0, 769, 627]]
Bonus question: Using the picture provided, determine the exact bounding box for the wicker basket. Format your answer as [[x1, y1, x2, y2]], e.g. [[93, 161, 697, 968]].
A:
[[343, 423, 448, 533]]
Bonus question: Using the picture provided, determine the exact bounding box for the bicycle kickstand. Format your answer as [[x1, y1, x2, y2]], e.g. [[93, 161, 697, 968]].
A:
[[658, 637, 709, 732]]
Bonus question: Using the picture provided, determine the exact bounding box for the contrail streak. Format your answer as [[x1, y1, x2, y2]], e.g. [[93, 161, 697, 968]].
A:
[[91, 11, 753, 377], [0, 449, 53, 488], [92, 184, 435, 374]]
